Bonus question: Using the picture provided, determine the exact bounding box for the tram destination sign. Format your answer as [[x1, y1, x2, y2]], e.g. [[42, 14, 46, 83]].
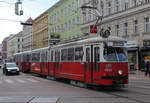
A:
[[107, 41, 125, 47]]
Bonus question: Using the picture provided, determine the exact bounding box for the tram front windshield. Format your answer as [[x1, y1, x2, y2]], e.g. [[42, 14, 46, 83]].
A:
[[104, 47, 127, 62]]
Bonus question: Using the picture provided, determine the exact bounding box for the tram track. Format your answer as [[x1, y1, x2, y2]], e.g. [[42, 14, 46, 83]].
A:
[[84, 86, 150, 103]]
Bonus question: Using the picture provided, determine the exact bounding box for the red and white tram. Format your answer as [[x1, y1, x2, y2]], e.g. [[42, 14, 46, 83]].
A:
[[14, 36, 128, 86], [49, 36, 128, 86]]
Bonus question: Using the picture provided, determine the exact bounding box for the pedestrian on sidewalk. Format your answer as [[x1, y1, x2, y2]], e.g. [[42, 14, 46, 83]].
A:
[[145, 61, 150, 76]]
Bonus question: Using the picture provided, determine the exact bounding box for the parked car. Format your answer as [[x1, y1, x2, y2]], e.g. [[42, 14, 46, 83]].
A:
[[3, 62, 20, 75]]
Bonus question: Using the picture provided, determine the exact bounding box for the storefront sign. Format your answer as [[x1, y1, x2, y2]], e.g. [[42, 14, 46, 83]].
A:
[[126, 41, 137, 48]]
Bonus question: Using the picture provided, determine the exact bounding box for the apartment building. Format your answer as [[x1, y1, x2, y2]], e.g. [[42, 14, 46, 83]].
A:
[[22, 18, 33, 51], [32, 11, 48, 50], [48, 0, 83, 45], [7, 32, 23, 59], [81, 0, 150, 70]]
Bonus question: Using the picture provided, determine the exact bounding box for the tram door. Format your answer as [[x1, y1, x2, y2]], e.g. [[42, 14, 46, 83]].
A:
[[41, 51, 48, 75], [85, 45, 100, 84], [55, 50, 61, 76]]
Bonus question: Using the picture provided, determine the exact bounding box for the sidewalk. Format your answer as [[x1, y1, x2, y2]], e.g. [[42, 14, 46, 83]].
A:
[[129, 70, 150, 81]]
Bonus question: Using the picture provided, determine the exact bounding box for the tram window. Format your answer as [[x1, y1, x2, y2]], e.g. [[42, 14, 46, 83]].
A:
[[61, 49, 68, 61], [51, 51, 53, 62], [86, 48, 90, 71], [23, 55, 25, 62], [68, 48, 74, 61], [26, 54, 30, 62], [55, 50, 60, 62], [104, 47, 117, 61], [41, 52, 47, 62], [95, 47, 100, 62], [116, 48, 128, 62], [75, 47, 83, 61], [32, 53, 40, 62], [94, 47, 100, 72], [104, 47, 127, 62]]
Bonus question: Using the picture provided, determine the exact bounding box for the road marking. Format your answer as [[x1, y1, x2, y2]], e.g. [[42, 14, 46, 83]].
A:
[[15, 79, 26, 83], [26, 78, 39, 83], [5, 79, 14, 83]]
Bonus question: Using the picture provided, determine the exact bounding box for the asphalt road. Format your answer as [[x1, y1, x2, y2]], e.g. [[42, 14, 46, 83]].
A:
[[0, 69, 150, 103]]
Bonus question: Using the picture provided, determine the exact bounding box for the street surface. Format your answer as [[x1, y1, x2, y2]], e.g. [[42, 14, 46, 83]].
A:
[[0, 69, 150, 103]]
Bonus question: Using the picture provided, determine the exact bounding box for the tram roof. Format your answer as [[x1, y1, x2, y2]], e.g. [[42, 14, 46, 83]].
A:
[[15, 50, 32, 55], [52, 36, 126, 48], [31, 46, 49, 52]]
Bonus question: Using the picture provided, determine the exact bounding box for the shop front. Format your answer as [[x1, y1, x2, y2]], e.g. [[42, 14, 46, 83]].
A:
[[126, 41, 138, 70]]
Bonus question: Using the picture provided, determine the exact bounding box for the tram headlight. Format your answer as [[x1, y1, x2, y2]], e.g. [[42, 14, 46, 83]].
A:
[[118, 70, 123, 75]]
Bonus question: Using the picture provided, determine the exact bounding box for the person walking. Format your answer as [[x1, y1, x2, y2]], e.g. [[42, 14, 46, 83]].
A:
[[145, 61, 150, 76]]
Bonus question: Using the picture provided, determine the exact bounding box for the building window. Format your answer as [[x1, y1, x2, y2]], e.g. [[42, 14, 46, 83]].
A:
[[76, 0, 79, 9], [88, 10, 92, 21], [145, 17, 150, 32], [145, 0, 150, 3], [57, 26, 60, 32], [124, 0, 128, 10], [68, 5, 71, 14], [54, 13, 57, 22], [76, 16, 80, 26], [83, 0, 86, 4], [61, 24, 64, 32], [134, 20, 138, 33], [72, 18, 75, 27], [65, 22, 67, 31], [124, 23, 128, 35], [18, 44, 20, 49], [107, 2, 111, 15], [115, 0, 119, 12], [115, 25, 120, 36], [83, 13, 87, 24], [100, 1, 104, 16], [57, 11, 59, 21], [133, 0, 139, 6], [69, 20, 71, 30], [61, 9, 63, 16], [72, 2, 75, 11]]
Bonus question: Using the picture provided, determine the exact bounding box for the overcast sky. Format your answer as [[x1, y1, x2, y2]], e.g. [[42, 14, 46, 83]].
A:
[[0, 0, 59, 44]]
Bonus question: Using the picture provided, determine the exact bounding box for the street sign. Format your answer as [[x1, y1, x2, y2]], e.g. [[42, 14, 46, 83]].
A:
[[90, 25, 97, 33]]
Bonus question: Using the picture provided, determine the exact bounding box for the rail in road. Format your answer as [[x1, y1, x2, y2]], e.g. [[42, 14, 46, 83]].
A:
[[0, 69, 150, 103], [0, 97, 59, 103]]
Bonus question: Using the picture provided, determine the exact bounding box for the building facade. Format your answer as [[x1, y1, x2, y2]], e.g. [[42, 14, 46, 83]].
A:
[[32, 11, 49, 50], [7, 32, 23, 59], [1, 37, 9, 60], [0, 44, 2, 61], [48, 0, 83, 45], [22, 18, 33, 51], [81, 0, 150, 70]]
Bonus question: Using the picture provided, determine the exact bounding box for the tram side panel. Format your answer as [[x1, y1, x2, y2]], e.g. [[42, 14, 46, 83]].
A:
[[49, 62, 55, 77], [40, 50, 49, 76], [31, 52, 42, 74], [55, 62, 85, 81], [53, 47, 85, 81], [22, 54, 31, 72], [40, 62, 49, 76]]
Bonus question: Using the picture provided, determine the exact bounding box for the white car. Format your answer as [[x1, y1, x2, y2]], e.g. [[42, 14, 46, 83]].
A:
[[3, 62, 20, 75]]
